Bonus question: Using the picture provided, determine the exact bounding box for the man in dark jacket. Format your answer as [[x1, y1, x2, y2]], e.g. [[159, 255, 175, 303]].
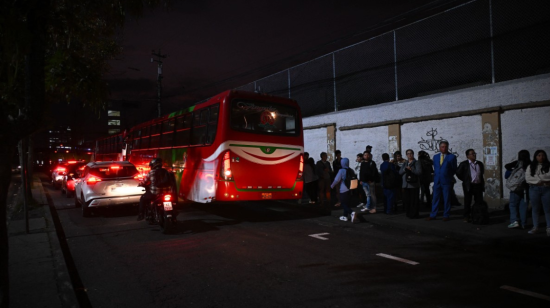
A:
[[380, 153, 397, 214], [316, 152, 333, 203], [418, 151, 433, 207], [360, 151, 379, 212], [456, 149, 485, 222], [138, 158, 173, 221]]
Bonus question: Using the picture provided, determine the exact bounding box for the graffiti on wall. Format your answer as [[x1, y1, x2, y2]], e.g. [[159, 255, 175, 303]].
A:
[[418, 128, 459, 158]]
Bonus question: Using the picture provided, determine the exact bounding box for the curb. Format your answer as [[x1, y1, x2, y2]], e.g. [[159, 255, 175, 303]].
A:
[[37, 178, 80, 308]]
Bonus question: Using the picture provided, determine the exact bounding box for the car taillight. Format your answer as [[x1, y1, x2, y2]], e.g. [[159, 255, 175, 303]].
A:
[[110, 165, 120, 170], [221, 150, 232, 180], [134, 173, 144, 181], [297, 154, 304, 180], [87, 176, 102, 184], [56, 167, 66, 172], [163, 194, 171, 202]]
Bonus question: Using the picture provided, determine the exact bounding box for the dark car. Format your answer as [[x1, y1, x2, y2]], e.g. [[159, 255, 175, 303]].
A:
[[61, 161, 87, 198]]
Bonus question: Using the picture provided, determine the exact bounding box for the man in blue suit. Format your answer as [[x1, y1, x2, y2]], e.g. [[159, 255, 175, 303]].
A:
[[426, 141, 457, 221]]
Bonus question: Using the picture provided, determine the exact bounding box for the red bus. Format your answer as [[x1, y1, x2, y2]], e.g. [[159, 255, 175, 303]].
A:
[[95, 90, 304, 203]]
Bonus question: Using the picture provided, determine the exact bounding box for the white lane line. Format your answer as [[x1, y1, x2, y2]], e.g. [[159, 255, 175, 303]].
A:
[[500, 285, 550, 302], [309, 233, 330, 240], [376, 253, 419, 265]]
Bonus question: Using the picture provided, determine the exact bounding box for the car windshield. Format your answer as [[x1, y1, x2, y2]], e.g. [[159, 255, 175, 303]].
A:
[[230, 99, 299, 136], [89, 165, 138, 179]]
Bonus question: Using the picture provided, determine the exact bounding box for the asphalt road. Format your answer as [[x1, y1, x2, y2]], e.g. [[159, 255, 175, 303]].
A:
[[43, 176, 550, 308]]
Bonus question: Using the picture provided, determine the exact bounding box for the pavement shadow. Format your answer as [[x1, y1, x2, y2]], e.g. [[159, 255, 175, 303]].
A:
[[191, 200, 329, 223], [165, 218, 242, 235]]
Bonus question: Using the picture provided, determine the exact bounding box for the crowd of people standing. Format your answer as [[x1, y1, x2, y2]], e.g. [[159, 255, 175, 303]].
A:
[[301, 143, 550, 237]]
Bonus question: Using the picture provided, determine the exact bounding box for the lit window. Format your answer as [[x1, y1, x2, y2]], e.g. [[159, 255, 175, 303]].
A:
[[108, 110, 120, 117], [108, 129, 120, 134], [108, 120, 120, 126]]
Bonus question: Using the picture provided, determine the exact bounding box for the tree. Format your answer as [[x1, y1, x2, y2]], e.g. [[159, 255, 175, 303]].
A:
[[0, 1, 170, 306]]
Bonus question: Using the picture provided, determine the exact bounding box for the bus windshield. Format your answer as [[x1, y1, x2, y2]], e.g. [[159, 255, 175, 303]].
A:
[[230, 99, 299, 136]]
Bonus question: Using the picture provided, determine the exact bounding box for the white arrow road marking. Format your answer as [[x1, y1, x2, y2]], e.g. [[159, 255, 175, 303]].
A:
[[376, 253, 419, 265], [309, 233, 330, 240], [500, 286, 550, 301]]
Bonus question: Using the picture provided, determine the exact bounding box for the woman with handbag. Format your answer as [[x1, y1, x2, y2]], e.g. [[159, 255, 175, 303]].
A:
[[399, 149, 422, 219], [504, 150, 530, 229]]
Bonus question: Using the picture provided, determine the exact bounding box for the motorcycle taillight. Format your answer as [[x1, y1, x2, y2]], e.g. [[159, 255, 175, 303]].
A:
[[163, 194, 172, 202]]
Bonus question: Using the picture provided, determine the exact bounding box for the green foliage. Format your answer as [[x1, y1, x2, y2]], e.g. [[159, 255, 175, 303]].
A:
[[1, 0, 169, 117]]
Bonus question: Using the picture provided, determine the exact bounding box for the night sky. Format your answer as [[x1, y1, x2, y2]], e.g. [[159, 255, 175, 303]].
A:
[[104, 0, 465, 116], [43, 0, 472, 146]]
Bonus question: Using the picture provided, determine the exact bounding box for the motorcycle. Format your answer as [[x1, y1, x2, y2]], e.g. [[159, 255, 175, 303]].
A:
[[139, 182, 177, 234], [146, 192, 177, 234]]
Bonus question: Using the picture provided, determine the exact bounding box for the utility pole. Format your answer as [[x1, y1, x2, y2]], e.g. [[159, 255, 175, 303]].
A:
[[151, 49, 167, 117]]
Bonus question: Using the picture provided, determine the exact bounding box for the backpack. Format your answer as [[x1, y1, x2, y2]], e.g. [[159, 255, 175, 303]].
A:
[[383, 166, 400, 189], [420, 159, 434, 183], [155, 168, 172, 188], [505, 167, 525, 192], [344, 168, 358, 190], [471, 201, 489, 224]]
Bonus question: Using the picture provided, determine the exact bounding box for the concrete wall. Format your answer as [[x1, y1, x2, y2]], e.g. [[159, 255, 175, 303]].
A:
[[303, 127, 328, 161], [337, 126, 388, 165], [302, 73, 550, 205], [303, 74, 550, 128], [501, 106, 550, 197]]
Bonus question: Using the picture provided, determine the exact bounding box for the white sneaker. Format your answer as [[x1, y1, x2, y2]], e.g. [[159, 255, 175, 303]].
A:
[[507, 221, 519, 229], [361, 208, 369, 212], [351, 212, 356, 222], [340, 216, 348, 221], [356, 203, 365, 208]]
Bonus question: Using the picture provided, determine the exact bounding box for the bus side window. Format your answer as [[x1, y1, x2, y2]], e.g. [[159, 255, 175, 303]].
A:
[[161, 118, 175, 148], [175, 114, 191, 146], [133, 129, 141, 149], [141, 126, 150, 149], [207, 104, 219, 145], [150, 123, 161, 148], [191, 109, 208, 145]]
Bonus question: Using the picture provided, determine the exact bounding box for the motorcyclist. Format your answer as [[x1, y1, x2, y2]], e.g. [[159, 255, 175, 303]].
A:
[[137, 158, 173, 221]]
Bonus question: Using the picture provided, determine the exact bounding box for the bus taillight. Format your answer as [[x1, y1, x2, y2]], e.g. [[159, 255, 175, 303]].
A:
[[297, 154, 303, 180], [222, 151, 232, 180]]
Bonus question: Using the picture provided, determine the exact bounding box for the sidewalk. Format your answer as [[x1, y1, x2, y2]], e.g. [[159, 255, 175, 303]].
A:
[[7, 175, 77, 308]]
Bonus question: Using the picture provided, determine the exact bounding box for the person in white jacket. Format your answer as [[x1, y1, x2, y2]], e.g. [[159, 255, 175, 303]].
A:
[[525, 150, 550, 236]]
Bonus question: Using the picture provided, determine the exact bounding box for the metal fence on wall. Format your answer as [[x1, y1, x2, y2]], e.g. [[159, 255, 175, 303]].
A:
[[235, 0, 550, 117]]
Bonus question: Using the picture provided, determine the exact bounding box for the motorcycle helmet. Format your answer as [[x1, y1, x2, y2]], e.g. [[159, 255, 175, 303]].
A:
[[149, 158, 163, 169]]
